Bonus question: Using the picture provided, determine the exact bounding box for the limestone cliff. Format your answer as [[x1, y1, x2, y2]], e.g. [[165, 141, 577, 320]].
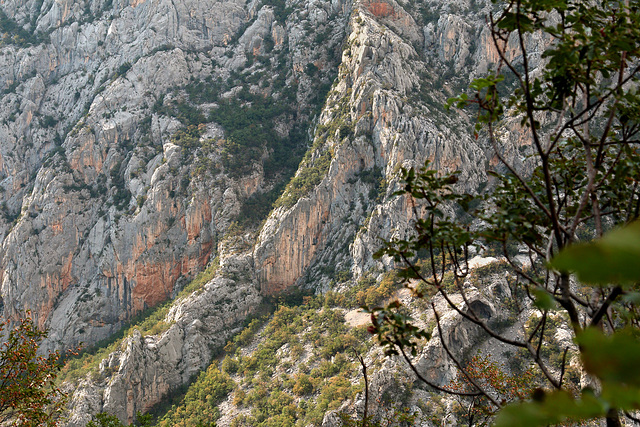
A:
[[65, 250, 261, 426], [254, 0, 489, 295], [0, 0, 347, 351], [0, 0, 535, 423]]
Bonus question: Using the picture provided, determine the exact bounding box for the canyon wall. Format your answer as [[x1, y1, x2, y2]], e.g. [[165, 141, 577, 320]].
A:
[[0, 0, 541, 422]]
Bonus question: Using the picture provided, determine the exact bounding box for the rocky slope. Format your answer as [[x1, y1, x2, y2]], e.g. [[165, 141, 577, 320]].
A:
[[0, 0, 535, 423], [253, 0, 491, 296], [64, 248, 262, 425], [0, 0, 347, 351], [150, 257, 573, 427]]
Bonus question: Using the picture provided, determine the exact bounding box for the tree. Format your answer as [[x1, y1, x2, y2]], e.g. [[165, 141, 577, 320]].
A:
[[368, 0, 640, 425], [87, 412, 153, 427], [0, 313, 70, 426]]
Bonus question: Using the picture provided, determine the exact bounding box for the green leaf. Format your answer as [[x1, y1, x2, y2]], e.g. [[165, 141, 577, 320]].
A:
[[496, 329, 640, 426], [531, 288, 556, 310], [621, 292, 640, 304], [600, 383, 640, 411], [549, 221, 640, 286], [577, 328, 640, 388], [494, 390, 607, 427]]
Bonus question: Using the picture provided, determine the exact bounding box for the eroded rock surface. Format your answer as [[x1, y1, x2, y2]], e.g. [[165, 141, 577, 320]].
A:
[[0, 0, 541, 423]]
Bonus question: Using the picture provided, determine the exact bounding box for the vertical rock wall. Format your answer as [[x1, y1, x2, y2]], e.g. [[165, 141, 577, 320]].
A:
[[0, 0, 547, 423]]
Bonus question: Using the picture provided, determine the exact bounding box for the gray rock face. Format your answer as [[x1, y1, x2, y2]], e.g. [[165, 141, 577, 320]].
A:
[[0, 0, 252, 350], [0, 0, 538, 422], [253, 0, 489, 294], [0, 0, 346, 351], [65, 252, 261, 425]]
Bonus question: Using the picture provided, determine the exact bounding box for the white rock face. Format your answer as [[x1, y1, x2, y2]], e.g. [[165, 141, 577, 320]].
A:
[[0, 0, 541, 423], [0, 0, 347, 351]]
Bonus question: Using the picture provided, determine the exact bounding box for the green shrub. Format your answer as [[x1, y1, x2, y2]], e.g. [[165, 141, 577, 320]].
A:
[[221, 356, 240, 374], [292, 373, 314, 396], [274, 150, 332, 208], [156, 365, 233, 427]]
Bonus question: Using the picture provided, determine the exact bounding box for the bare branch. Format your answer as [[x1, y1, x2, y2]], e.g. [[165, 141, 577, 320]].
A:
[[433, 302, 501, 408], [590, 286, 623, 328], [352, 348, 369, 427], [397, 345, 483, 398]]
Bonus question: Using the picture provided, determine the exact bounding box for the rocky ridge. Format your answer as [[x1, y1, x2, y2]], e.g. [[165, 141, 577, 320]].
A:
[[65, 249, 261, 425], [0, 0, 540, 423], [0, 0, 347, 351], [254, 0, 489, 295]]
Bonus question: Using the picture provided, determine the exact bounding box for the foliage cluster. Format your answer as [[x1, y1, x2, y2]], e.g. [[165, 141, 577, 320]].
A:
[[156, 365, 233, 427], [156, 73, 319, 225], [209, 93, 303, 179], [313, 93, 353, 143], [223, 317, 265, 355], [236, 182, 287, 226], [324, 271, 401, 309], [274, 150, 332, 209], [0, 314, 71, 426], [87, 412, 152, 427], [227, 302, 368, 426], [183, 76, 222, 104], [261, 0, 294, 23], [273, 91, 355, 208], [162, 293, 376, 427], [445, 352, 538, 426], [153, 95, 206, 128], [177, 258, 220, 297]]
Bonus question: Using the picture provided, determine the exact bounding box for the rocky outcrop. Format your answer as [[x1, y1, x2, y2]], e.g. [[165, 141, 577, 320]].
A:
[[0, 0, 545, 423], [65, 251, 261, 425], [254, 0, 488, 294]]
